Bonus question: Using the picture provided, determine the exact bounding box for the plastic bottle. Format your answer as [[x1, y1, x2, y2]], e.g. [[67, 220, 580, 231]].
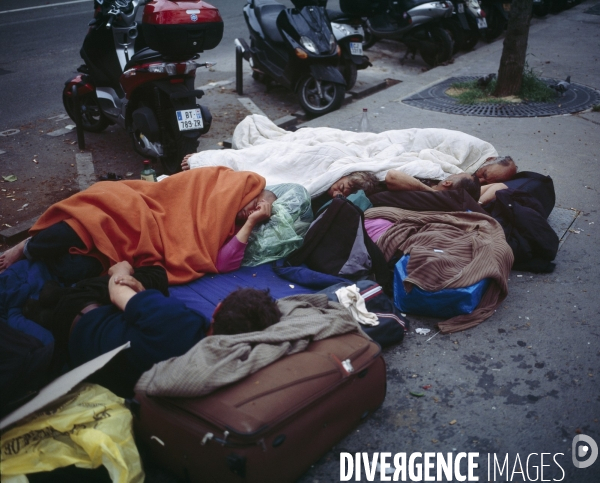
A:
[[358, 108, 372, 133], [140, 160, 157, 182]]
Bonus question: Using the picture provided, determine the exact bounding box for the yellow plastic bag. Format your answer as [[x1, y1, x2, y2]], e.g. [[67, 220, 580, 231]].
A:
[[1, 383, 143, 483]]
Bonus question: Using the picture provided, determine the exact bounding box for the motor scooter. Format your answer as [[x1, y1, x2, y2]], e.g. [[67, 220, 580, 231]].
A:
[[325, 9, 371, 90], [235, 0, 346, 117], [62, 0, 223, 173], [442, 0, 487, 54], [359, 0, 455, 68]]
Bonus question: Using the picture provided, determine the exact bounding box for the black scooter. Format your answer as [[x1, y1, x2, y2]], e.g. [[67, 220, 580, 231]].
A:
[[235, 0, 346, 117], [443, 0, 487, 53], [360, 0, 455, 68]]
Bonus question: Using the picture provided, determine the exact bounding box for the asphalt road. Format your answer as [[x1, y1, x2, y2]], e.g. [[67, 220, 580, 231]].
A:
[[0, 0, 298, 131]]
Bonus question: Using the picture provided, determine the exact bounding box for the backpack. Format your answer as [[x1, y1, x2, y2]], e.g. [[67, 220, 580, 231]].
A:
[[284, 197, 391, 290]]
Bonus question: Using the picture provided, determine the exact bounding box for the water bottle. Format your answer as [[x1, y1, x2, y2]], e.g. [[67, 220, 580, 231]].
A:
[[358, 108, 372, 133], [140, 160, 157, 182]]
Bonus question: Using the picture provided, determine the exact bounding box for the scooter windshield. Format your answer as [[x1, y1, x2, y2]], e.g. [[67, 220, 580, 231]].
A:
[[277, 6, 335, 55]]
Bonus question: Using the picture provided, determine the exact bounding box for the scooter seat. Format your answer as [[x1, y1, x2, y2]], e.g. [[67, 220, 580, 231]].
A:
[[125, 47, 164, 70], [254, 0, 285, 44]]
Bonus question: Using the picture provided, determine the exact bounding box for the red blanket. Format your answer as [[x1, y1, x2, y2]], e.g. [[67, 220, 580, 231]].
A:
[[31, 167, 265, 285]]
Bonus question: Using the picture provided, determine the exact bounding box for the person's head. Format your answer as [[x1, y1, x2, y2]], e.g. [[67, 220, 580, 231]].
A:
[[236, 189, 277, 224], [211, 288, 282, 336], [475, 156, 517, 185], [327, 171, 379, 198], [434, 173, 481, 200]]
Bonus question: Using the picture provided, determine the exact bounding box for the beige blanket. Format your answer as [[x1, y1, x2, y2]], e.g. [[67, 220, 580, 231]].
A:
[[135, 294, 360, 397]]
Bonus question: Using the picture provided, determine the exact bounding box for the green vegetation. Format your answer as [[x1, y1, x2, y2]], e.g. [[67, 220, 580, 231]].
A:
[[519, 66, 556, 102], [592, 104, 600, 112], [448, 67, 556, 105]]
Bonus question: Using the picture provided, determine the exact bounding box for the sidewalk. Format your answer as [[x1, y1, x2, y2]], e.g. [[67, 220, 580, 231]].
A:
[[296, 2, 600, 481]]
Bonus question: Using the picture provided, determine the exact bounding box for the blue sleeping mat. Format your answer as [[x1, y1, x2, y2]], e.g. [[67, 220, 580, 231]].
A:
[[169, 263, 316, 320]]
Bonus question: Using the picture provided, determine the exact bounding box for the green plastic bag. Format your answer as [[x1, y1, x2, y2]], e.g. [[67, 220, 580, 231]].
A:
[[242, 183, 313, 267]]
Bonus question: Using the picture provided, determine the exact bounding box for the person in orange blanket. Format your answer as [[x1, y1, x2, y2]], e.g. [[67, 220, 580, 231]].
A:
[[0, 167, 274, 285]]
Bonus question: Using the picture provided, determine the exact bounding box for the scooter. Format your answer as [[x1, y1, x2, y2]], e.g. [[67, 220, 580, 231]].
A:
[[62, 0, 223, 174], [442, 0, 487, 54], [235, 0, 346, 117], [359, 0, 455, 68], [326, 9, 371, 90]]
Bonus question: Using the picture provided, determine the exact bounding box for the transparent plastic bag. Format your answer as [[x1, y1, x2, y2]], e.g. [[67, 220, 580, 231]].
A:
[[0, 383, 143, 483], [242, 184, 313, 267]]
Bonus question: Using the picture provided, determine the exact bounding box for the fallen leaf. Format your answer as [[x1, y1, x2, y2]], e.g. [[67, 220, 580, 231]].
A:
[[422, 385, 432, 390], [410, 391, 425, 397], [449, 420, 457, 425], [2, 175, 17, 182]]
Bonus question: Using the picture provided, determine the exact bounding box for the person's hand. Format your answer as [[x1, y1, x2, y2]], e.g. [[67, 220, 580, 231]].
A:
[[181, 154, 193, 171], [113, 274, 145, 293], [234, 199, 273, 244], [247, 199, 272, 226], [108, 260, 133, 277], [479, 183, 508, 205]]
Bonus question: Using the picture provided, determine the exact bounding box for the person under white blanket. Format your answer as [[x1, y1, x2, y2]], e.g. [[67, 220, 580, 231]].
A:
[[182, 115, 502, 198]]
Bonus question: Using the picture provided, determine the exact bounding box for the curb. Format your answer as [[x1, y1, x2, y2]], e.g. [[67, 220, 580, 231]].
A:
[[0, 216, 39, 245]]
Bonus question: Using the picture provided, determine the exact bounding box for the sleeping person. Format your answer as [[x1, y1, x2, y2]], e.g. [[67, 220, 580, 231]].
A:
[[0, 167, 274, 285], [25, 260, 282, 397]]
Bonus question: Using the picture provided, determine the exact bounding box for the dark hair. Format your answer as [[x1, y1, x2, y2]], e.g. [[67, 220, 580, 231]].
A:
[[261, 190, 278, 203], [489, 156, 515, 168], [212, 288, 281, 336], [455, 175, 481, 201], [345, 171, 380, 196]]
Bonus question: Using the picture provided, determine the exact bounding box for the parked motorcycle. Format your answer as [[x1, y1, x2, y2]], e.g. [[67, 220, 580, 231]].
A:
[[358, 0, 455, 68], [62, 0, 223, 174], [235, 0, 346, 117], [326, 8, 371, 90], [442, 0, 487, 54]]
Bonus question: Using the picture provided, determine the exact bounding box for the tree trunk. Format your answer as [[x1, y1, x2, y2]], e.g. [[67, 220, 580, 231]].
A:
[[493, 0, 534, 97]]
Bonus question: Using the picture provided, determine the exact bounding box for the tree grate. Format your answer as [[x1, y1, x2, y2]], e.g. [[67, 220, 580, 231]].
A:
[[402, 76, 600, 117]]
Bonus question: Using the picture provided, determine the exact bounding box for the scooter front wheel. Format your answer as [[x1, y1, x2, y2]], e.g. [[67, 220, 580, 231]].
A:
[[62, 90, 109, 133], [297, 76, 345, 117]]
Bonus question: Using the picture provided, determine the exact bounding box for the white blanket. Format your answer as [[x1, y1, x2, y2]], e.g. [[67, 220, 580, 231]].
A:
[[188, 115, 498, 197]]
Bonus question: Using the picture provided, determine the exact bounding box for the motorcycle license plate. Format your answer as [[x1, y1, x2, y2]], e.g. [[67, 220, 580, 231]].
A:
[[477, 17, 488, 29], [349, 42, 363, 56], [176, 108, 203, 131]]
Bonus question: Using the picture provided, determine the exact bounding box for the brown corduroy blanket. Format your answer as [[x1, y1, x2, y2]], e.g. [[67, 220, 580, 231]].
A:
[[135, 294, 360, 398], [365, 207, 514, 333], [30, 167, 265, 285]]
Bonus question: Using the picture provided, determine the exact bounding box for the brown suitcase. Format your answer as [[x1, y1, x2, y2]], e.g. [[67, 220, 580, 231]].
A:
[[132, 331, 386, 483]]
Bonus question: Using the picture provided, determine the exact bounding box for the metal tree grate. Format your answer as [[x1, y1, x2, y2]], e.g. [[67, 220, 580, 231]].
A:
[[402, 76, 600, 117]]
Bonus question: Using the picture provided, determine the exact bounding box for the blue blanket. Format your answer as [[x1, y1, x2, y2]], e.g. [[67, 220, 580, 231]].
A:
[[169, 263, 316, 319]]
